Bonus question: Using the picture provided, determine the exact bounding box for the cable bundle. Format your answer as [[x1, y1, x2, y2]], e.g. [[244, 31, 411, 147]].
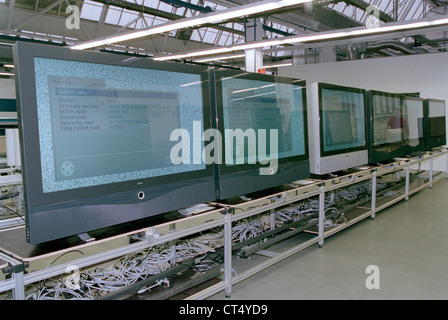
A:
[[334, 179, 387, 204], [24, 240, 210, 300], [25, 280, 92, 300], [275, 204, 313, 224], [232, 217, 266, 244], [307, 194, 336, 211]]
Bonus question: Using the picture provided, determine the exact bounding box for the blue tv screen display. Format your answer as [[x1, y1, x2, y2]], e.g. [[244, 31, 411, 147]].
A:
[[320, 86, 366, 155], [220, 76, 307, 166], [34, 58, 205, 194]]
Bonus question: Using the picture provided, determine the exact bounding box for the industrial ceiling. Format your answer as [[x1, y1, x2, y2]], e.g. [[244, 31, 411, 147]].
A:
[[0, 0, 447, 74]]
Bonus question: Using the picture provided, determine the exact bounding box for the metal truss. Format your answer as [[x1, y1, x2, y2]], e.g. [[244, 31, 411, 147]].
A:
[[0, 0, 446, 66]]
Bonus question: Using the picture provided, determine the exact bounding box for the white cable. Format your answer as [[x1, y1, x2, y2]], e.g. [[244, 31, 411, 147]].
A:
[[26, 240, 209, 300]]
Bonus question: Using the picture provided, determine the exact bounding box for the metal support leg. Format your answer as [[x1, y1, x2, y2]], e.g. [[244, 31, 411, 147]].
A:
[[429, 153, 434, 188], [224, 211, 233, 298], [405, 161, 410, 201], [270, 209, 276, 231], [12, 269, 25, 300], [318, 184, 325, 248], [446, 150, 448, 178], [169, 224, 176, 267], [371, 170, 377, 220]]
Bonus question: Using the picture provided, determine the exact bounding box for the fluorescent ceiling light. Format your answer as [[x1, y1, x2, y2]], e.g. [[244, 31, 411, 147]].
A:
[[154, 39, 285, 61], [3, 64, 14, 68], [263, 63, 292, 68], [71, 0, 315, 50], [153, 15, 448, 61], [0, 72, 14, 76], [195, 54, 246, 63]]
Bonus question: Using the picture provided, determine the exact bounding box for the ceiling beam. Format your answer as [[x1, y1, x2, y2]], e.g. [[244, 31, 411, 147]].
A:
[[159, 0, 213, 13], [91, 0, 239, 33], [343, 0, 396, 22], [343, 0, 435, 47], [13, 0, 66, 30], [90, 0, 295, 38]]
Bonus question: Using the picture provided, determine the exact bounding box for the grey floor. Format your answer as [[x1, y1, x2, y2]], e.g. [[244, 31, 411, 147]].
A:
[[208, 177, 448, 300]]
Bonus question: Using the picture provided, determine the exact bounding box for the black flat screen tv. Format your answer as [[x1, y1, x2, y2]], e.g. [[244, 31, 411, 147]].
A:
[[401, 96, 425, 155], [13, 42, 215, 244], [213, 68, 309, 200], [366, 90, 409, 164], [423, 98, 446, 149]]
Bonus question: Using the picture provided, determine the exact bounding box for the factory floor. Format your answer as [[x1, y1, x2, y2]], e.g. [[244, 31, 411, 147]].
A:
[[208, 177, 448, 300]]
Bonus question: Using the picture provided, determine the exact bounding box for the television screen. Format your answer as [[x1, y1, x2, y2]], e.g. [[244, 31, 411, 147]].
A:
[[319, 84, 366, 157], [214, 69, 309, 200], [430, 117, 446, 138], [39, 75, 195, 191], [14, 42, 215, 244], [371, 92, 402, 146], [401, 96, 424, 151], [424, 99, 446, 149], [324, 110, 354, 146], [367, 90, 411, 163]]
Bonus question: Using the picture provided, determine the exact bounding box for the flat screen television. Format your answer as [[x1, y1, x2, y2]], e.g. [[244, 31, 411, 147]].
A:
[[366, 90, 409, 164], [13, 42, 216, 244], [213, 68, 309, 200], [401, 96, 425, 155], [308, 82, 367, 175], [423, 98, 446, 149]]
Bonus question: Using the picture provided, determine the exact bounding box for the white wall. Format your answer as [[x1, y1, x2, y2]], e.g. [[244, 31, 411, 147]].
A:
[[279, 52, 448, 171], [278, 52, 448, 101], [0, 78, 15, 99]]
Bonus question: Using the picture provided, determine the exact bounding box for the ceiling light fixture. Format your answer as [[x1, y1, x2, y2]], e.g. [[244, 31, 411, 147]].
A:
[[195, 53, 246, 63], [153, 15, 448, 61], [71, 0, 315, 50], [263, 62, 292, 68]]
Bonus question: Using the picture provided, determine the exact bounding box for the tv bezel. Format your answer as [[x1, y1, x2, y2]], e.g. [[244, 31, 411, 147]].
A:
[[14, 42, 216, 244], [213, 68, 310, 200], [318, 83, 367, 158]]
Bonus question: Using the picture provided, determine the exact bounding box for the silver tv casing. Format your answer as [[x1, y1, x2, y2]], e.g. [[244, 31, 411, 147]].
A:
[[307, 82, 368, 175]]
